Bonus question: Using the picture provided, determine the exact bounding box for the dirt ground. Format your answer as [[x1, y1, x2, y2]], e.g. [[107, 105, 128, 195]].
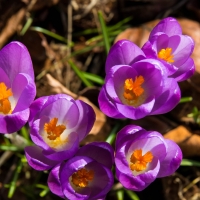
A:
[[1, 0, 200, 199]]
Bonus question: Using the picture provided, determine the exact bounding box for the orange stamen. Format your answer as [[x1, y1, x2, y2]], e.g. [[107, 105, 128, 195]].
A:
[[123, 76, 144, 102], [130, 149, 153, 172], [71, 168, 94, 188], [44, 118, 66, 140], [157, 47, 174, 63], [0, 82, 13, 114]]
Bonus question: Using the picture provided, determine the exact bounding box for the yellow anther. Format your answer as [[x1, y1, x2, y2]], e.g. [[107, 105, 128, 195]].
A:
[[158, 47, 174, 63], [0, 82, 13, 114], [130, 149, 153, 172], [71, 168, 94, 188], [123, 76, 144, 104], [44, 118, 66, 140]]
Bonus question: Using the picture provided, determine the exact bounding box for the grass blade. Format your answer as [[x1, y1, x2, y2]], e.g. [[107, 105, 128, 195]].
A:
[[30, 26, 74, 46], [117, 189, 124, 200], [82, 72, 104, 85], [125, 190, 140, 200], [0, 145, 21, 151], [20, 16, 33, 36], [181, 159, 200, 167], [68, 60, 93, 87], [8, 160, 23, 198], [106, 123, 121, 145], [179, 96, 192, 103], [98, 11, 110, 54]]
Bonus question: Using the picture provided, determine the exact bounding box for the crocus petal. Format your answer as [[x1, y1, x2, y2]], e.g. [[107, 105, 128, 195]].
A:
[[42, 132, 79, 161], [25, 146, 59, 171], [105, 65, 137, 103], [12, 73, 36, 113], [0, 42, 35, 82], [28, 96, 49, 126], [151, 78, 181, 115], [48, 164, 65, 198], [30, 119, 50, 151], [157, 139, 182, 178], [170, 58, 195, 82], [0, 108, 29, 133], [39, 98, 78, 127], [115, 97, 155, 120], [98, 86, 125, 118], [105, 40, 146, 73], [85, 161, 114, 200], [75, 142, 114, 169], [169, 35, 194, 67], [29, 94, 74, 125], [149, 17, 182, 38], [115, 125, 143, 148], [0, 67, 11, 87], [74, 100, 96, 141]]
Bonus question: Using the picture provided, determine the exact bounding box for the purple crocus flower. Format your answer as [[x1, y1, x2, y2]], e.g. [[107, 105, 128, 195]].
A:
[[115, 125, 182, 191], [98, 40, 181, 119], [0, 41, 36, 134], [142, 17, 195, 82], [48, 142, 114, 200], [25, 94, 95, 170]]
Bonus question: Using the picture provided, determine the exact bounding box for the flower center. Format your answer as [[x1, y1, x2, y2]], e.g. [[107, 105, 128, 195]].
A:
[[71, 168, 94, 188], [0, 82, 13, 114], [123, 76, 144, 105], [157, 47, 174, 63], [44, 118, 66, 140], [43, 118, 67, 149], [130, 149, 153, 172]]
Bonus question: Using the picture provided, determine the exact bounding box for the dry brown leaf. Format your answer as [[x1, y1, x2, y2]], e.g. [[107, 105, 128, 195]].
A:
[[164, 126, 200, 157], [37, 74, 110, 142], [0, 8, 26, 48], [114, 20, 159, 48], [26, 0, 60, 11]]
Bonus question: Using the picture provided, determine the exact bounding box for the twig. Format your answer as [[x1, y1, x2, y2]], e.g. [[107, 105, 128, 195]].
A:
[[73, 0, 99, 20], [67, 1, 73, 56], [182, 177, 200, 193], [0, 151, 13, 167], [4, 132, 28, 148], [0, 8, 26, 48]]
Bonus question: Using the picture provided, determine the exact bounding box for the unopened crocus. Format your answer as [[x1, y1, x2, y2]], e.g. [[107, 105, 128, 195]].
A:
[[98, 40, 181, 119], [115, 125, 182, 191], [48, 142, 114, 200], [25, 94, 95, 170], [0, 41, 36, 134], [142, 17, 195, 82]]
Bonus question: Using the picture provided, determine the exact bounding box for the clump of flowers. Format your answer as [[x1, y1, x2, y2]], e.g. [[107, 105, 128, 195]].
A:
[[48, 142, 114, 200], [115, 125, 182, 191], [142, 17, 195, 82], [0, 42, 36, 133], [0, 16, 191, 200], [98, 40, 181, 119], [25, 94, 95, 170]]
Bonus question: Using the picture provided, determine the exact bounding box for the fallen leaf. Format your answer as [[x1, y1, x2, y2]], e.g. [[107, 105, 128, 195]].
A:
[[0, 8, 26, 48], [164, 126, 200, 157]]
